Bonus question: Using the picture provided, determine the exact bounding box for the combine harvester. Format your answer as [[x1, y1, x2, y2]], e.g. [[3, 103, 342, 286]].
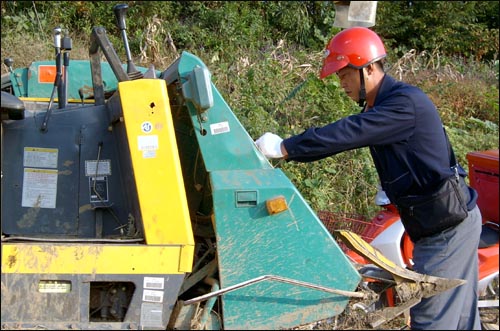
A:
[[1, 2, 467, 329]]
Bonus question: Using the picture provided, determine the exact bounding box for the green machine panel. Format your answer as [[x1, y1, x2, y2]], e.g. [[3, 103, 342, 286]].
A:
[[211, 169, 361, 330]]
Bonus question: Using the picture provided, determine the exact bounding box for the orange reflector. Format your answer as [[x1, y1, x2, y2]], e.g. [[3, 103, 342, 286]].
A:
[[38, 65, 65, 83], [266, 195, 288, 215]]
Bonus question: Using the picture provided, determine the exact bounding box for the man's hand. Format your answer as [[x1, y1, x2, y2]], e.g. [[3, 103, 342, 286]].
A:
[[255, 132, 284, 158]]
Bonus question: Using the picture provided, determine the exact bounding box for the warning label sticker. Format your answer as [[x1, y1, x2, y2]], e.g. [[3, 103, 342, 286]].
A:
[[23, 147, 58, 168], [22, 168, 58, 208]]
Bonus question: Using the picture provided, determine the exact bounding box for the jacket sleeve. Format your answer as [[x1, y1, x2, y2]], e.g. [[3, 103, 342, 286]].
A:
[[283, 93, 417, 162]]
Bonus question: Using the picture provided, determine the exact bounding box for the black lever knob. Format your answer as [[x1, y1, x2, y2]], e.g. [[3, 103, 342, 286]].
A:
[[113, 4, 128, 31], [4, 58, 14, 69]]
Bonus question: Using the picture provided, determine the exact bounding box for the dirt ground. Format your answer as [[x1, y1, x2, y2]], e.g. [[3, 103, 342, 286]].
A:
[[290, 300, 410, 330], [291, 296, 499, 330]]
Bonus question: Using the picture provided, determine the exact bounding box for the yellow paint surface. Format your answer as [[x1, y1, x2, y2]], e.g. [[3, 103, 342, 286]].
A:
[[2, 243, 193, 274], [118, 79, 194, 270]]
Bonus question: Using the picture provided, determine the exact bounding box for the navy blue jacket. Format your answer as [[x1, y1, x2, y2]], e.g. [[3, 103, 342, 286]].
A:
[[283, 74, 476, 208]]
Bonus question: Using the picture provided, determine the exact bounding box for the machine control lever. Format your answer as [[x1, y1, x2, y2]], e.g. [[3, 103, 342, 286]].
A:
[[113, 4, 142, 79]]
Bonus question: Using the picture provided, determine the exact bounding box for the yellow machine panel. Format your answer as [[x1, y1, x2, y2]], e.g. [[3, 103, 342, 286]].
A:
[[2, 244, 190, 274], [118, 79, 195, 260]]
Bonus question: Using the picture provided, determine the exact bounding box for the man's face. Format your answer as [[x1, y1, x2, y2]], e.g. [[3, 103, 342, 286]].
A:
[[336, 66, 361, 102]]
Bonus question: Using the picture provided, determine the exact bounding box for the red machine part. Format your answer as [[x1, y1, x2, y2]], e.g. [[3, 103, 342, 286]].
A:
[[466, 149, 499, 224], [318, 205, 401, 265]]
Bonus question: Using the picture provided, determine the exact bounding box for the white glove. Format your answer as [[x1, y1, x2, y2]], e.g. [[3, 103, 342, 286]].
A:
[[255, 132, 284, 158], [375, 183, 391, 206]]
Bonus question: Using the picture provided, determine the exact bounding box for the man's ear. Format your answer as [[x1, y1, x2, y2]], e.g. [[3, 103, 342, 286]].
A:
[[366, 63, 375, 75]]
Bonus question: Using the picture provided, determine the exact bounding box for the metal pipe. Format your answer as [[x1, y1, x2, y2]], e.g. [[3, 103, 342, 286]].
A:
[[61, 30, 72, 108], [183, 274, 364, 305], [53, 27, 65, 109], [41, 27, 62, 131]]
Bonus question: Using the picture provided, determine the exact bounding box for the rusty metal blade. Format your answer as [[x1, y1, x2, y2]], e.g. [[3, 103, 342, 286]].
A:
[[335, 230, 466, 296]]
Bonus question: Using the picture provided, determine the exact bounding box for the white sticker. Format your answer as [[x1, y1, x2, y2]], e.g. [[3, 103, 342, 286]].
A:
[[142, 150, 157, 159], [144, 277, 165, 290], [23, 147, 58, 168], [38, 280, 71, 293], [140, 302, 163, 328], [142, 289, 164, 303], [138, 135, 159, 151], [142, 121, 153, 133], [210, 121, 230, 135], [85, 160, 112, 176], [22, 168, 58, 208]]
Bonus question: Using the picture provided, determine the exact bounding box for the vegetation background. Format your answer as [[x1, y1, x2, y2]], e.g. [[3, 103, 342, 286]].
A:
[[1, 1, 498, 219]]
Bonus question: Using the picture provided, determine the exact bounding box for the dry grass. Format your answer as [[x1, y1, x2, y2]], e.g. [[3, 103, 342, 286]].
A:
[[387, 49, 499, 124], [0, 18, 176, 76]]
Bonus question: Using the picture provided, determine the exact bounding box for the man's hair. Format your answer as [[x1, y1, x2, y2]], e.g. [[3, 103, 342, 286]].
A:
[[374, 60, 384, 71]]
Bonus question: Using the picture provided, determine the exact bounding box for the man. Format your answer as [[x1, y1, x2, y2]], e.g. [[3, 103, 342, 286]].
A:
[[255, 27, 482, 330]]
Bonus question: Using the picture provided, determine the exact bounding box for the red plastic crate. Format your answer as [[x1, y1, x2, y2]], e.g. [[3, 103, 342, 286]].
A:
[[317, 211, 382, 253], [466, 149, 499, 224]]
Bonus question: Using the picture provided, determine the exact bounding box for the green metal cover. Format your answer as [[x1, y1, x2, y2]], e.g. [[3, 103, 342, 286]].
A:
[[211, 169, 361, 330], [8, 60, 156, 99], [176, 52, 361, 329]]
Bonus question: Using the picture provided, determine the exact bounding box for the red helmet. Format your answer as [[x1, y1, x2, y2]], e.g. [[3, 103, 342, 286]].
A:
[[320, 27, 386, 79]]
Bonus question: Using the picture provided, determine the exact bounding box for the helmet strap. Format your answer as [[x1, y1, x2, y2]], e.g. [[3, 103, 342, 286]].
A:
[[358, 69, 366, 108]]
